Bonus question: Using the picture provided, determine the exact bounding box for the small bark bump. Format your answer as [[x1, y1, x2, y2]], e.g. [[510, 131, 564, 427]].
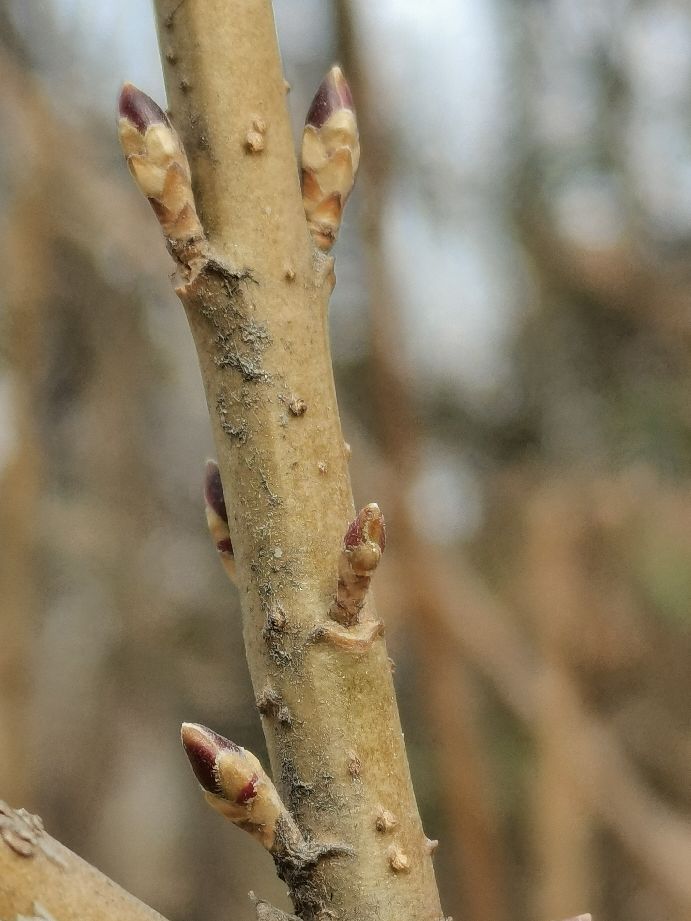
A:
[[289, 398, 307, 416], [245, 118, 267, 153], [387, 843, 411, 873], [257, 686, 282, 716], [375, 807, 398, 834], [245, 130, 265, 152], [346, 749, 362, 778], [425, 837, 439, 854]]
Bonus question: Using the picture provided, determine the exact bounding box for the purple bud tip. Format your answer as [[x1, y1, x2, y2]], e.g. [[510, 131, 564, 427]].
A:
[[217, 537, 233, 555], [118, 82, 169, 133], [204, 460, 228, 522], [181, 722, 239, 796], [344, 503, 386, 551], [306, 65, 354, 129]]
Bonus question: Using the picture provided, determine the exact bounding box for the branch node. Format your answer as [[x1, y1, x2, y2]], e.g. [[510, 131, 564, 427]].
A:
[[309, 620, 384, 654]]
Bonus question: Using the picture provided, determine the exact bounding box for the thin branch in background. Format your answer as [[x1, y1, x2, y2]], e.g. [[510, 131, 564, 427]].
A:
[[521, 488, 594, 921]]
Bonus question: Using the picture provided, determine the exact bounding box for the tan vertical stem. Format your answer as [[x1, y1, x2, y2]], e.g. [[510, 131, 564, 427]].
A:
[[152, 2, 442, 919]]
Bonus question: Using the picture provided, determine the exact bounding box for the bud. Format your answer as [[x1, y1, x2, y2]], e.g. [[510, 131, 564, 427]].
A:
[[117, 83, 204, 248], [301, 66, 360, 251], [181, 723, 288, 851], [330, 503, 386, 626], [344, 502, 386, 574], [204, 460, 236, 580]]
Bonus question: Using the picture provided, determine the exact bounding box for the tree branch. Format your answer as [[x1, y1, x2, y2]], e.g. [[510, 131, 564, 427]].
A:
[[0, 802, 173, 921], [125, 2, 445, 919]]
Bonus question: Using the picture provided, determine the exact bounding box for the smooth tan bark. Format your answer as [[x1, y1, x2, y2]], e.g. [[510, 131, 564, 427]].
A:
[[0, 802, 172, 921], [152, 2, 442, 920]]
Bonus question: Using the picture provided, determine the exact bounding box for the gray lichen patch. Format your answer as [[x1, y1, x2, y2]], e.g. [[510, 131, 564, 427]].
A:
[[189, 261, 272, 384], [257, 686, 283, 716], [216, 393, 249, 443], [270, 815, 353, 921]]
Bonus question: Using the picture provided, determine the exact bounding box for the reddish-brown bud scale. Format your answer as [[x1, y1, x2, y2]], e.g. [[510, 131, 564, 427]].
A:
[[236, 773, 259, 804], [181, 723, 239, 796], [204, 460, 228, 523], [180, 722, 299, 853], [344, 504, 386, 552], [118, 83, 169, 132], [203, 460, 235, 580], [305, 68, 354, 129]]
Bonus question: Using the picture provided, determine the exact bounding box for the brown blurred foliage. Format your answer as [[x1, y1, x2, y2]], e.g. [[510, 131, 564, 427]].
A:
[[1, 3, 690, 921]]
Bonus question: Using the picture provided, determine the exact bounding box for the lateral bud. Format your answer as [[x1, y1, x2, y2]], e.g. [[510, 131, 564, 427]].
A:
[[330, 503, 386, 626], [301, 65, 360, 251], [204, 460, 236, 583], [181, 723, 298, 852], [117, 83, 205, 264]]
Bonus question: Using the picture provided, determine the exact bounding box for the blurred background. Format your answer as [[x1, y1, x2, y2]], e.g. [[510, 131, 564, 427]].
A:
[[1, 1, 690, 920]]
